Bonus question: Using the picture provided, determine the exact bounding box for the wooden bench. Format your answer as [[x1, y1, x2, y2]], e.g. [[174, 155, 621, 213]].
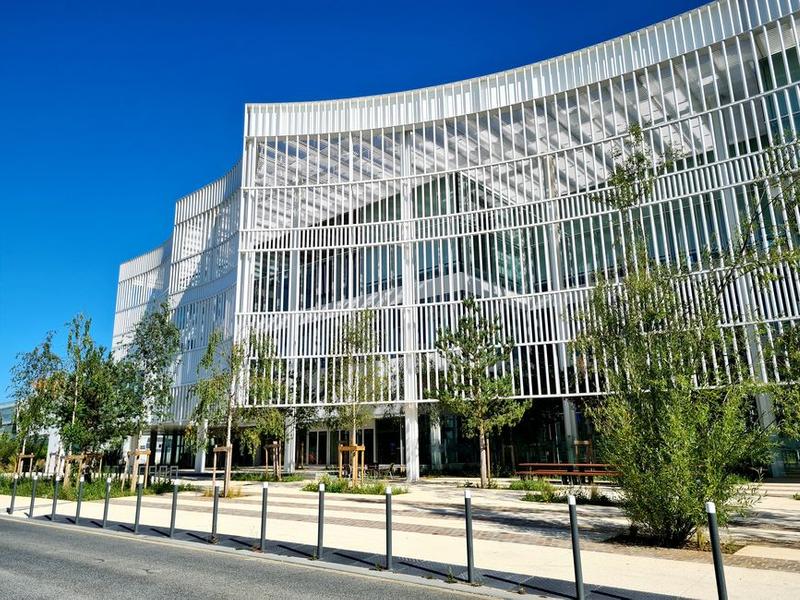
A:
[[515, 462, 619, 484]]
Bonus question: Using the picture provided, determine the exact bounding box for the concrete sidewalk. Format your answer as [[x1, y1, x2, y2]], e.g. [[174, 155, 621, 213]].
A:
[[3, 482, 799, 599]]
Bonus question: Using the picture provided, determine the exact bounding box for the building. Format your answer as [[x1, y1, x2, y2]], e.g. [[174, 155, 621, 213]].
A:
[[113, 0, 800, 478], [0, 401, 15, 434]]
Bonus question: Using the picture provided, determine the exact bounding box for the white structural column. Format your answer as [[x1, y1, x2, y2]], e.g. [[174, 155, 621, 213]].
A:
[[283, 197, 302, 474], [401, 130, 420, 482], [284, 412, 297, 473], [194, 420, 208, 473], [44, 430, 61, 476], [429, 420, 443, 470], [545, 155, 578, 462]]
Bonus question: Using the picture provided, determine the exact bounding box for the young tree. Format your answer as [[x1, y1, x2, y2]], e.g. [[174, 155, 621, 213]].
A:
[[575, 242, 771, 545], [240, 334, 287, 480], [187, 329, 245, 497], [127, 300, 181, 433], [769, 323, 800, 440], [34, 315, 145, 483], [429, 297, 529, 488], [240, 407, 284, 478], [53, 315, 140, 455], [574, 125, 800, 545], [241, 405, 319, 478], [121, 300, 180, 479], [9, 332, 62, 458], [325, 309, 389, 485]]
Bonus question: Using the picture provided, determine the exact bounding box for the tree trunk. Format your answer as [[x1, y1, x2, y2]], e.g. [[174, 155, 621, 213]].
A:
[[486, 437, 492, 483], [478, 424, 488, 489], [127, 430, 142, 492], [276, 441, 282, 481], [351, 421, 358, 487]]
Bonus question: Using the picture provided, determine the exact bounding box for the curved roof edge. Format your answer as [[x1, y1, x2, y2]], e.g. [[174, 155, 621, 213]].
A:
[[118, 237, 173, 281], [245, 0, 795, 137], [174, 161, 242, 224], [119, 160, 241, 274]]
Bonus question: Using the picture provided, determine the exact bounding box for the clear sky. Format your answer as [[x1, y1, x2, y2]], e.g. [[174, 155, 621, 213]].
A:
[[0, 0, 707, 402]]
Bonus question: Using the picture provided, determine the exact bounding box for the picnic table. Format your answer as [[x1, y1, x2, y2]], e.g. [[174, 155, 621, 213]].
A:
[[515, 462, 619, 485]]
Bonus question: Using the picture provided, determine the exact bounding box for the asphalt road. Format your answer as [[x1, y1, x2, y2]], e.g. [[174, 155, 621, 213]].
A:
[[0, 518, 482, 600]]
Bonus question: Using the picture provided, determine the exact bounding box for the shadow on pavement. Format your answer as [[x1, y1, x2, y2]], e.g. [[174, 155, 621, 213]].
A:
[[34, 512, 686, 600]]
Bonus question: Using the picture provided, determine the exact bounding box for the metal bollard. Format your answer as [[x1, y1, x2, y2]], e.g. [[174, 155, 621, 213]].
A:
[[706, 502, 728, 600], [50, 477, 61, 521], [28, 474, 38, 519], [6, 473, 18, 514], [133, 479, 143, 534], [568, 495, 585, 600], [385, 487, 393, 570], [169, 481, 179, 538], [316, 483, 325, 559], [464, 489, 475, 584], [259, 482, 269, 551], [102, 477, 112, 528], [210, 482, 220, 543], [75, 476, 85, 525]]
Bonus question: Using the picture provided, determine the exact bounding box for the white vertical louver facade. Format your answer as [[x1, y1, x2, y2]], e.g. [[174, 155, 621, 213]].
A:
[[114, 0, 800, 458]]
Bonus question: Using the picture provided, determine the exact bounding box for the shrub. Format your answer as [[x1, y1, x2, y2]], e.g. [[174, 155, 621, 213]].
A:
[[509, 478, 550, 492], [515, 478, 559, 502], [202, 484, 242, 498], [0, 474, 196, 501], [518, 480, 615, 506], [231, 472, 304, 483], [0, 434, 17, 472], [301, 475, 407, 495]]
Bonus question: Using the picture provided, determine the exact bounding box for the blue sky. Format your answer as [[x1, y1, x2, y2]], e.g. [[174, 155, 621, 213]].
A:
[[0, 0, 706, 402]]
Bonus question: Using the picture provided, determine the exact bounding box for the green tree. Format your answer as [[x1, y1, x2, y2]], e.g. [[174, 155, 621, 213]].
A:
[[53, 315, 141, 456], [575, 242, 771, 545], [241, 406, 285, 478], [574, 126, 800, 545], [240, 334, 287, 479], [127, 300, 181, 431], [27, 315, 145, 486], [429, 297, 528, 488], [769, 323, 800, 440], [324, 309, 389, 485], [9, 331, 62, 458], [187, 329, 245, 496], [121, 300, 180, 479], [0, 433, 18, 472]]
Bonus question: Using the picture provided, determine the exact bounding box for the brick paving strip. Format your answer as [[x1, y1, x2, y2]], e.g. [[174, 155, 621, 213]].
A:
[[125, 496, 800, 574]]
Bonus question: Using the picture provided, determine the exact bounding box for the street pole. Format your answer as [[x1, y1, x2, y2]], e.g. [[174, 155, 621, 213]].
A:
[[706, 502, 728, 600], [50, 477, 61, 521], [260, 482, 269, 551], [316, 483, 325, 559], [568, 495, 585, 600], [102, 477, 112, 528], [169, 480, 179, 538], [74, 475, 85, 525], [133, 476, 143, 534], [385, 487, 393, 570], [464, 489, 475, 585], [6, 473, 18, 514], [28, 474, 38, 519], [210, 482, 220, 543]]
